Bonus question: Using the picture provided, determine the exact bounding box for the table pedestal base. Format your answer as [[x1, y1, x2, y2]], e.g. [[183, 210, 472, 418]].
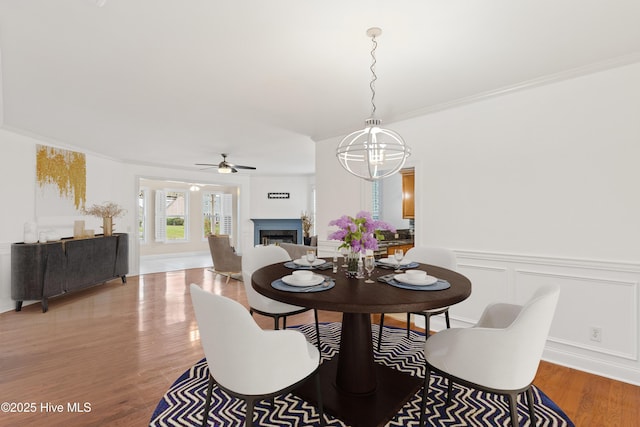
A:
[[295, 357, 422, 427]]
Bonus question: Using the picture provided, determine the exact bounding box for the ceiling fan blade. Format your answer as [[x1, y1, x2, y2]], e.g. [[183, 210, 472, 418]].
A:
[[196, 156, 255, 172]]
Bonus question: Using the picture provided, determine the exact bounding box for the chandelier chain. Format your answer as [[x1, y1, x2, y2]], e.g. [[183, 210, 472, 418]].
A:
[[369, 35, 378, 117]]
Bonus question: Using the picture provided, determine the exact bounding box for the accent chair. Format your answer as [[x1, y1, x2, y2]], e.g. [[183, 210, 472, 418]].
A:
[[189, 284, 325, 427], [207, 234, 242, 284], [419, 285, 560, 427]]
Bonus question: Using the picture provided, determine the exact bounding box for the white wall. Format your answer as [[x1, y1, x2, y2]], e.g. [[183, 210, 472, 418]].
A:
[[249, 175, 314, 219], [315, 62, 640, 384], [400, 62, 640, 262]]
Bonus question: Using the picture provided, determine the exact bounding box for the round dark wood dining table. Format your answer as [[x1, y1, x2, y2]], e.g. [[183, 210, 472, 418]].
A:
[[252, 259, 472, 427]]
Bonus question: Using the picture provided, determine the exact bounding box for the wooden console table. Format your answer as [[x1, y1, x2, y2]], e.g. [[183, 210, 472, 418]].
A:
[[11, 233, 128, 313]]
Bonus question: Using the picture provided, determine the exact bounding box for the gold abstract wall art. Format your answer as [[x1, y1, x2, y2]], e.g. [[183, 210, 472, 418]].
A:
[[36, 145, 86, 215]]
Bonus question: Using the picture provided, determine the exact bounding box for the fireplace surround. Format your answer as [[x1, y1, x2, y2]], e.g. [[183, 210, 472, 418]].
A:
[[251, 218, 302, 246]]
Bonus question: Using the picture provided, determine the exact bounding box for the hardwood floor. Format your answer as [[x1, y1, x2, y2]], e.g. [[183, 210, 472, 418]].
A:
[[1, 269, 637, 426]]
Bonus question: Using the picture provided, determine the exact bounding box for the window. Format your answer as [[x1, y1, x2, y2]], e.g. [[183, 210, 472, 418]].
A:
[[371, 180, 380, 220], [311, 185, 317, 236], [202, 192, 233, 239], [138, 188, 148, 242], [155, 189, 188, 242], [202, 193, 218, 237]]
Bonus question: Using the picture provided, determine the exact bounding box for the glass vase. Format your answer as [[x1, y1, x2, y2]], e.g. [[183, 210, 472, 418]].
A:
[[346, 251, 360, 277]]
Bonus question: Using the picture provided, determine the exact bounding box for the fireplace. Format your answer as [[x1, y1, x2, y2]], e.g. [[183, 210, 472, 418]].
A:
[[259, 229, 297, 245], [251, 218, 302, 246]]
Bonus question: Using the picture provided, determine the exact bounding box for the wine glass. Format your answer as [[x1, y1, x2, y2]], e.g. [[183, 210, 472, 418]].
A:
[[393, 249, 404, 273], [364, 255, 376, 283], [306, 249, 316, 265], [341, 247, 349, 267]]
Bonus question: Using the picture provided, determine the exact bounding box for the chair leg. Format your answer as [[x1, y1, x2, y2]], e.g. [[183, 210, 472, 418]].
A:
[[425, 314, 431, 338], [315, 372, 325, 426], [406, 313, 412, 339], [313, 309, 321, 353], [506, 392, 519, 427], [526, 387, 536, 425], [201, 376, 214, 427], [419, 367, 430, 427], [245, 398, 254, 427], [444, 310, 451, 328], [377, 313, 385, 352], [225, 274, 231, 284], [446, 378, 453, 405]]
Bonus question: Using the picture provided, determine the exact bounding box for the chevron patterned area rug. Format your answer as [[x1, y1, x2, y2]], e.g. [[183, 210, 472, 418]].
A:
[[149, 322, 574, 427]]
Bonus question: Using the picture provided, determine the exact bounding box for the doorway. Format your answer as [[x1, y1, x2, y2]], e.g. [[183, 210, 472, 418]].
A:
[[137, 177, 240, 273]]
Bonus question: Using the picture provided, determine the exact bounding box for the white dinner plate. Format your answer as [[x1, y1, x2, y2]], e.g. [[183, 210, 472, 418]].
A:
[[281, 274, 325, 287], [394, 273, 438, 286], [293, 258, 326, 267], [378, 257, 412, 266]]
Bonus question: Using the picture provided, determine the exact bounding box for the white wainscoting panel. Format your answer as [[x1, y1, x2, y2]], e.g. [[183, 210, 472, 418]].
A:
[[516, 269, 637, 360], [454, 250, 640, 385], [0, 242, 14, 313], [450, 263, 509, 324]]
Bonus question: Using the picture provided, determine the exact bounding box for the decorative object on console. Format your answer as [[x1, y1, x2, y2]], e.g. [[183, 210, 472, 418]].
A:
[[336, 27, 411, 181], [74, 220, 85, 238], [83, 201, 126, 236], [328, 211, 395, 277]]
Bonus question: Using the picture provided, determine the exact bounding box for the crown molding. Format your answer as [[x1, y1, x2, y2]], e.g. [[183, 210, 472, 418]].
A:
[[393, 52, 640, 122], [314, 52, 640, 142]]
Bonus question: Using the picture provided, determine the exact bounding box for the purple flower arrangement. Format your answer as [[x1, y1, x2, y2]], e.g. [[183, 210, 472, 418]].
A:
[[328, 211, 396, 254]]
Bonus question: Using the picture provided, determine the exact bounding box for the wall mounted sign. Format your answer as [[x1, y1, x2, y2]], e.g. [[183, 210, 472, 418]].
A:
[[267, 192, 290, 199]]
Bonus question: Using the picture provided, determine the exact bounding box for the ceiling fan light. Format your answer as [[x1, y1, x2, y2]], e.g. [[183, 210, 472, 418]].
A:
[[218, 166, 232, 174]]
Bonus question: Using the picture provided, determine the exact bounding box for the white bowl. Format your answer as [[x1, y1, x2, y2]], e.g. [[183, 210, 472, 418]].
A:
[[405, 270, 427, 280], [292, 270, 314, 282]]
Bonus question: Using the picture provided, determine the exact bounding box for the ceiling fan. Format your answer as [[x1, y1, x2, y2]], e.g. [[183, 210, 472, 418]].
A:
[[195, 154, 257, 174]]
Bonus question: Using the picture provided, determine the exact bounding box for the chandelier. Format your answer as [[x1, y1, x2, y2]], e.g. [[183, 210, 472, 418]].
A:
[[336, 27, 411, 181]]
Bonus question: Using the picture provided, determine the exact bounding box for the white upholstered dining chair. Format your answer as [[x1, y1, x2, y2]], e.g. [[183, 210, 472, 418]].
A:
[[419, 285, 560, 427], [377, 246, 456, 350], [242, 245, 321, 349], [189, 284, 324, 427]]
